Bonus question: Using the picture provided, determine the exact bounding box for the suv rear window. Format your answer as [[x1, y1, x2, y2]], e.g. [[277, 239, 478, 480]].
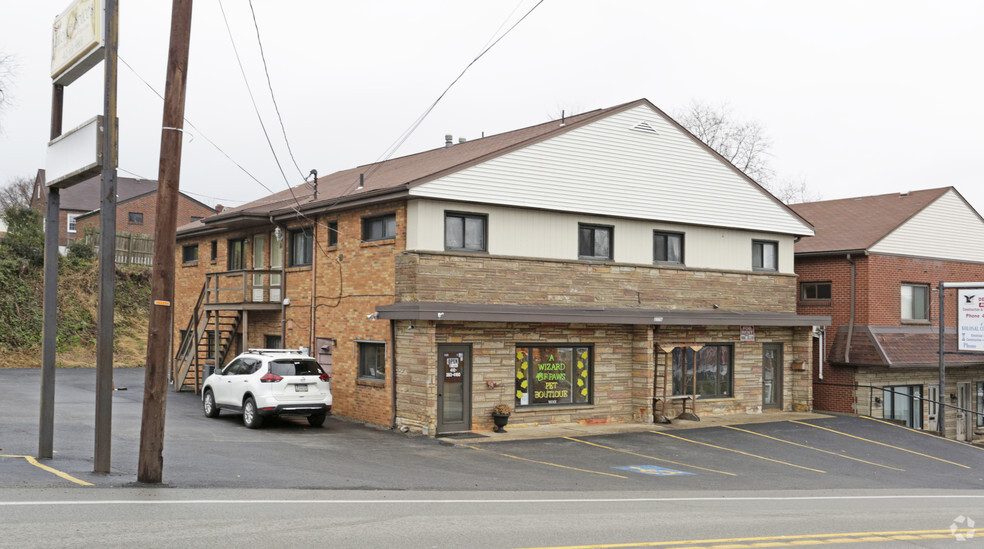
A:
[[270, 359, 323, 377]]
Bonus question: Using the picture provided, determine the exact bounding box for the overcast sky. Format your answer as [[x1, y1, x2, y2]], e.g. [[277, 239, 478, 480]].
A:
[[1, 1, 982, 213]]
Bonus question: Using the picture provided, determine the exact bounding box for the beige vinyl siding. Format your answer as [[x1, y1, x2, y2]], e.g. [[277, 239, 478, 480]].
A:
[[409, 104, 813, 237], [407, 199, 796, 273], [872, 190, 984, 262]]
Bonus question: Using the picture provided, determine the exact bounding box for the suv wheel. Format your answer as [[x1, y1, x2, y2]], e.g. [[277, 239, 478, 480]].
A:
[[307, 412, 326, 427], [203, 390, 220, 418], [243, 397, 263, 429]]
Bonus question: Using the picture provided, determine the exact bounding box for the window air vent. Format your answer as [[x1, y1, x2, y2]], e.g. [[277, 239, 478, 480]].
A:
[[631, 121, 659, 134]]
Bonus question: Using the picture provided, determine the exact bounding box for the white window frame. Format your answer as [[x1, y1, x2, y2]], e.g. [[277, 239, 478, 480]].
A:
[[67, 214, 79, 234]]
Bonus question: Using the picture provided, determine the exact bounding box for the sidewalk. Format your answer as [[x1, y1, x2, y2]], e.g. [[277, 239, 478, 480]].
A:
[[443, 410, 832, 444]]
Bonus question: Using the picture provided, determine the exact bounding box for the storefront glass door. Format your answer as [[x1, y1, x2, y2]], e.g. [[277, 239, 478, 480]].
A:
[[437, 345, 471, 434]]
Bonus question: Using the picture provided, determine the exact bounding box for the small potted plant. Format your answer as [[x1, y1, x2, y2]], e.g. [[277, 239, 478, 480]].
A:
[[491, 403, 512, 433]]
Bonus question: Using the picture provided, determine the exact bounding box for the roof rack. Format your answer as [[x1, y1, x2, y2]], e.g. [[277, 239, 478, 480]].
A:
[[247, 348, 307, 356]]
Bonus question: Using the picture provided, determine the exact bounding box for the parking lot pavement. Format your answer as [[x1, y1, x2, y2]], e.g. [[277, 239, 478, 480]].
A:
[[3, 367, 984, 492]]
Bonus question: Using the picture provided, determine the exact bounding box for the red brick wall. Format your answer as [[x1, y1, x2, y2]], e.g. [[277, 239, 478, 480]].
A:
[[76, 193, 215, 238], [796, 252, 984, 414]]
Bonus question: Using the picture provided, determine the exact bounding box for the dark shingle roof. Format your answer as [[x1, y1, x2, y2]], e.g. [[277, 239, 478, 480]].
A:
[[789, 188, 950, 254], [59, 176, 159, 212]]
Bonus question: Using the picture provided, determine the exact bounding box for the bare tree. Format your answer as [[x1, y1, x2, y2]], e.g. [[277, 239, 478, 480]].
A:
[[0, 52, 15, 132], [676, 100, 774, 186], [0, 176, 35, 212], [772, 176, 822, 205]]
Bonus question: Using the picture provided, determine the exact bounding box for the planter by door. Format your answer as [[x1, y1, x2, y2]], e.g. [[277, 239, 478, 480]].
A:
[[492, 413, 510, 432]]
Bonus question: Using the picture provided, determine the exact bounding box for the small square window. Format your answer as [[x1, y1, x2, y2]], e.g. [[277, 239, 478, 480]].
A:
[[358, 342, 386, 380], [578, 224, 612, 260], [363, 214, 396, 242], [902, 283, 929, 321], [289, 227, 313, 267], [752, 240, 778, 271], [128, 212, 144, 224], [445, 212, 487, 252], [654, 231, 684, 264], [801, 282, 832, 300], [182, 244, 199, 264]]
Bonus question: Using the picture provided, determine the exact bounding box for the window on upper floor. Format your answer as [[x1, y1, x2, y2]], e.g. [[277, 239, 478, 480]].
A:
[[578, 223, 612, 261], [182, 244, 199, 264], [228, 238, 246, 270], [752, 240, 778, 271], [327, 221, 338, 247], [653, 231, 684, 265], [445, 212, 487, 252], [210, 240, 218, 261], [128, 212, 144, 224], [363, 213, 396, 242], [801, 282, 832, 301], [902, 283, 929, 321], [190, 216, 204, 223], [289, 227, 313, 267], [66, 214, 79, 234]]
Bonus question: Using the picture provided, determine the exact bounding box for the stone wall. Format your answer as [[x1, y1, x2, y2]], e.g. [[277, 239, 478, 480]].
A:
[[397, 252, 797, 312]]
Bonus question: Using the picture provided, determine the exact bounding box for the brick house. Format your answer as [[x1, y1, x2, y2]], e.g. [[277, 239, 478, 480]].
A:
[[173, 98, 827, 436], [791, 188, 984, 440], [28, 169, 215, 252]]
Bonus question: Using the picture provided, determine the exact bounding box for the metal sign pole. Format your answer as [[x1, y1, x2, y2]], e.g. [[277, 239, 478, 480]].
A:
[[938, 281, 945, 436], [93, 0, 118, 474]]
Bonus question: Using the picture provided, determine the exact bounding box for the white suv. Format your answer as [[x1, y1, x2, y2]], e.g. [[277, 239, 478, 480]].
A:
[[202, 349, 332, 428]]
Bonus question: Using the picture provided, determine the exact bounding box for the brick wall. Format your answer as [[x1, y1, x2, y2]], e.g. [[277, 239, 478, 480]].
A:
[[76, 193, 215, 239], [398, 252, 798, 311]]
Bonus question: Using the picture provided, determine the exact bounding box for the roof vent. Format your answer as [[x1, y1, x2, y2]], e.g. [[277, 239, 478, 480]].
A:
[[445, 134, 453, 148], [632, 121, 659, 134], [900, 191, 910, 197]]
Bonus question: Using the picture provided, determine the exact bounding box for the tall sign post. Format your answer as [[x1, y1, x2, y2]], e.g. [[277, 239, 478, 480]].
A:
[[139, 0, 193, 484], [93, 0, 119, 475], [938, 282, 984, 437], [40, 0, 115, 462]]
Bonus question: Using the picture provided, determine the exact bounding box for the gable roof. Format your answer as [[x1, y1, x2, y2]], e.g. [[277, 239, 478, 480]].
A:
[[184, 98, 811, 236], [789, 188, 952, 255], [34, 170, 159, 212]]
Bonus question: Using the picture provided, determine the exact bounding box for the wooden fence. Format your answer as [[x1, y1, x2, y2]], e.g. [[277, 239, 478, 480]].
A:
[[85, 232, 155, 266]]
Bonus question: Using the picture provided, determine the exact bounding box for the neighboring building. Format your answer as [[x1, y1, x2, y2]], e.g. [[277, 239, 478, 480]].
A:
[[791, 188, 984, 440], [29, 169, 216, 254], [174, 98, 827, 436]]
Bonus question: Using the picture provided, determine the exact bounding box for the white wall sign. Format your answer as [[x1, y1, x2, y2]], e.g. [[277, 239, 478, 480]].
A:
[[958, 288, 984, 352], [45, 115, 114, 189], [51, 0, 104, 85], [740, 326, 755, 342]]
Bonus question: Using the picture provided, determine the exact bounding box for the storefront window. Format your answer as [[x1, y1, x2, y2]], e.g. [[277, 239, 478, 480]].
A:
[[672, 345, 732, 398], [515, 345, 591, 407]]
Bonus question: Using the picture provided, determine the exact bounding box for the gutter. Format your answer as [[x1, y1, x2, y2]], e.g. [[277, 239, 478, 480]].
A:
[[389, 319, 398, 430]]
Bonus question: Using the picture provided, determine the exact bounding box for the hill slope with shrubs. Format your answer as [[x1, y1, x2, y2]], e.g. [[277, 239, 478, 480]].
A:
[[1, 207, 151, 367]]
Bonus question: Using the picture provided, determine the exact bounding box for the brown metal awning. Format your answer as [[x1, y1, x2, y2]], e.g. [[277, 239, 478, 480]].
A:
[[376, 302, 829, 327]]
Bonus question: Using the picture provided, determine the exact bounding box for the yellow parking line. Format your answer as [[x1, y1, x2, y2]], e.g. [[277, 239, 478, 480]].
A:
[[0, 455, 93, 486], [467, 446, 628, 479], [564, 437, 737, 476], [790, 421, 971, 469], [648, 432, 825, 473], [517, 528, 972, 549], [860, 416, 984, 452], [722, 426, 905, 472]]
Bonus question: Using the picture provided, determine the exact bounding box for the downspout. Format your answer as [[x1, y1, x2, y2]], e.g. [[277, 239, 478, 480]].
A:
[[818, 327, 825, 380], [390, 319, 398, 429], [845, 254, 856, 363], [272, 215, 287, 346], [309, 215, 317, 353]]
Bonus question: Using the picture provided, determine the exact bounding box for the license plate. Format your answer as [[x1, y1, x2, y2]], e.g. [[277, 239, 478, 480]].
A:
[[295, 384, 308, 392]]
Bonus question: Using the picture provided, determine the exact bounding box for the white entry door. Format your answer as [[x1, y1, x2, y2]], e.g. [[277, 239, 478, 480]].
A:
[[252, 235, 265, 302], [957, 382, 972, 442], [270, 233, 282, 303]]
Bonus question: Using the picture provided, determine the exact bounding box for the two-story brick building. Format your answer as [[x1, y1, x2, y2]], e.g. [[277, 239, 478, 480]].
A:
[[174, 99, 828, 436], [29, 169, 216, 253], [791, 188, 984, 440]]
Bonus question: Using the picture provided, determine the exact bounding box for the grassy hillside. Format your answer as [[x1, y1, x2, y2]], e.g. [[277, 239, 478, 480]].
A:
[[0, 207, 152, 368]]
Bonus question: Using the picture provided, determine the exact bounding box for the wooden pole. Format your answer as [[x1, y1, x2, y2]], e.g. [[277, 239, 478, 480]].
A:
[[138, 0, 193, 484]]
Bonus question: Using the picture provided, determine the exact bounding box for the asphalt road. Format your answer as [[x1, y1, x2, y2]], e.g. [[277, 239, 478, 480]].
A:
[[4, 367, 984, 547]]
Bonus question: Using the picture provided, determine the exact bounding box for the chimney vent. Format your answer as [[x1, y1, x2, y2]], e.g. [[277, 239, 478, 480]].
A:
[[445, 134, 453, 148], [458, 137, 467, 144]]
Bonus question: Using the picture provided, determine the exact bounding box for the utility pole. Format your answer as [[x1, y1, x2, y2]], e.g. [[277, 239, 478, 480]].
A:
[[93, 0, 119, 475], [138, 0, 193, 484]]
